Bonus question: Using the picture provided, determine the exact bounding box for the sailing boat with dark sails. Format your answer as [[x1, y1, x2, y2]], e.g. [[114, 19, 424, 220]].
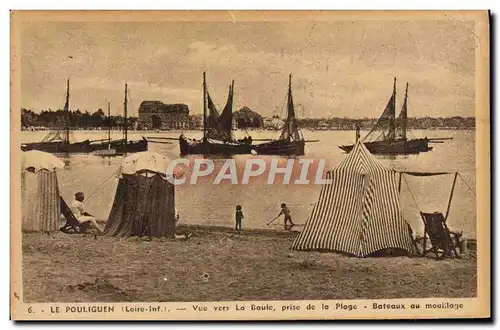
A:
[[339, 78, 432, 155], [253, 74, 305, 156], [179, 72, 253, 156], [21, 79, 94, 153]]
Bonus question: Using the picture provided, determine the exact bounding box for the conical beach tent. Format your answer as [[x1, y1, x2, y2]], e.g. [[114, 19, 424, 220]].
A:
[[104, 152, 176, 238], [21, 151, 65, 232], [291, 140, 414, 257]]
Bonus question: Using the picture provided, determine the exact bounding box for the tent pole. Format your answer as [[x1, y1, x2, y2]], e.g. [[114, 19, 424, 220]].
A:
[[444, 172, 459, 221], [398, 172, 403, 194]]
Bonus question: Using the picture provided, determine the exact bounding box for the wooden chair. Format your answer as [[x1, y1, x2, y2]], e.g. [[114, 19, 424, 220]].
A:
[[59, 196, 90, 234], [420, 212, 461, 259]]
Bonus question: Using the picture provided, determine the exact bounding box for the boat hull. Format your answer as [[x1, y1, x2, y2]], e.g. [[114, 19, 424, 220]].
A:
[[94, 149, 117, 156], [21, 140, 93, 153], [253, 139, 305, 156], [339, 138, 432, 155], [22, 138, 148, 154], [92, 138, 148, 153], [179, 136, 253, 156]]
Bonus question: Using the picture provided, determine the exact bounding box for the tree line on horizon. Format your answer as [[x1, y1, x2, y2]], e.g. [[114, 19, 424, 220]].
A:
[[296, 116, 475, 130], [21, 108, 475, 130], [21, 108, 138, 130]]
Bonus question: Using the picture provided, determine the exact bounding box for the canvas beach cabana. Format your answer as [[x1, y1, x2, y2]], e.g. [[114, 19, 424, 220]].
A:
[[21, 150, 65, 232], [291, 140, 415, 257], [104, 152, 177, 238], [398, 170, 472, 258]]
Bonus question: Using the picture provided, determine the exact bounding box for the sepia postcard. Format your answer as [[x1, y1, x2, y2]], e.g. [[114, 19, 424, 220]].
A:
[[10, 10, 490, 320]]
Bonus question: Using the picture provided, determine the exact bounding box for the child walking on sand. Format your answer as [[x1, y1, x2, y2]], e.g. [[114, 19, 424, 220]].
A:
[[235, 205, 244, 232], [277, 203, 295, 230]]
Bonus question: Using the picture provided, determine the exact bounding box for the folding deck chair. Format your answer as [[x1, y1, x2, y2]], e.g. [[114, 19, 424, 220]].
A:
[[59, 196, 90, 234], [420, 212, 461, 259]]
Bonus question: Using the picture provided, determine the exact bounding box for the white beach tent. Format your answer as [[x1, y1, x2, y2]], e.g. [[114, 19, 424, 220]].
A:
[[291, 140, 415, 257], [21, 150, 65, 232]]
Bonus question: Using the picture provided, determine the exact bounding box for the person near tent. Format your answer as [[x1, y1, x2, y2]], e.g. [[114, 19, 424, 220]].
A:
[[71, 191, 103, 234], [235, 205, 244, 232], [277, 203, 295, 230], [175, 206, 180, 226], [171, 206, 192, 240], [175, 212, 191, 240]]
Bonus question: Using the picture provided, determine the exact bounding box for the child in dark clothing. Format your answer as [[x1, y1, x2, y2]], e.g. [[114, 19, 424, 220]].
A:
[[235, 205, 244, 232]]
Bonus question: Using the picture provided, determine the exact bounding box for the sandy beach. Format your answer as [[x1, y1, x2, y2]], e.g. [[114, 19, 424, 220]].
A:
[[22, 225, 477, 303]]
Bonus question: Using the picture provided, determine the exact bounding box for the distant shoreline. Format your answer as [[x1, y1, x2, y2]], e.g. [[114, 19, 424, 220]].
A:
[[21, 108, 476, 131]]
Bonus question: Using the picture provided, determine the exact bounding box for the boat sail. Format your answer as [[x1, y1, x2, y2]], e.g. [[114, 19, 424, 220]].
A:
[[253, 74, 305, 156], [179, 72, 253, 156], [91, 83, 148, 154], [21, 79, 94, 153], [339, 78, 432, 155]]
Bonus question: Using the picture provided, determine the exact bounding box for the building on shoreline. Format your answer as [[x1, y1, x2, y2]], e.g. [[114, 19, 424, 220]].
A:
[[137, 101, 190, 130], [234, 106, 264, 129]]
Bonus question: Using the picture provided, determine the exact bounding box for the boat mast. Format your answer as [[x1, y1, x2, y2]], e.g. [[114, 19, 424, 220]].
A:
[[402, 82, 408, 141], [287, 74, 293, 140], [231, 80, 234, 136], [123, 83, 128, 146], [278, 73, 298, 141], [107, 101, 111, 149], [389, 77, 396, 141], [203, 72, 207, 142], [64, 79, 70, 144]]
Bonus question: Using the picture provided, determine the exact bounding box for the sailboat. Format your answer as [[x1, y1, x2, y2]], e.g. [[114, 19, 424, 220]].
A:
[[93, 102, 118, 156], [253, 74, 306, 156], [339, 78, 433, 155], [21, 80, 96, 153], [179, 72, 253, 156], [22, 81, 148, 154], [91, 83, 148, 154]]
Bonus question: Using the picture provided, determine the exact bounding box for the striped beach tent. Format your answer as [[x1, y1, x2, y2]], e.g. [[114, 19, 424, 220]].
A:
[[21, 151, 65, 232], [291, 140, 414, 257]]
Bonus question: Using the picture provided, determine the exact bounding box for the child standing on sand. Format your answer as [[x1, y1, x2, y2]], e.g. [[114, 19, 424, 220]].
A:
[[235, 205, 244, 232]]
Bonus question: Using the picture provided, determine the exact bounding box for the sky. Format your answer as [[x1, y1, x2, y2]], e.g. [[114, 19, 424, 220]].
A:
[[20, 18, 476, 119]]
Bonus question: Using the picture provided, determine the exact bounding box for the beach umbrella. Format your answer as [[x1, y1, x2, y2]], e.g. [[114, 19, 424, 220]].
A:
[[21, 151, 63, 232]]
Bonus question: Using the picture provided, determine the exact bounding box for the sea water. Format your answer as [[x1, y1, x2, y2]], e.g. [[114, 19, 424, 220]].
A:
[[19, 129, 477, 238]]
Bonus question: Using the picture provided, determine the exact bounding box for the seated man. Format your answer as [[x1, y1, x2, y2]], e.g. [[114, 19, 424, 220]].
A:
[[71, 191, 104, 234]]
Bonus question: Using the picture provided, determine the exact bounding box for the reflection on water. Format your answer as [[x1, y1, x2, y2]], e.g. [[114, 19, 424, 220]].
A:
[[21, 129, 477, 238]]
